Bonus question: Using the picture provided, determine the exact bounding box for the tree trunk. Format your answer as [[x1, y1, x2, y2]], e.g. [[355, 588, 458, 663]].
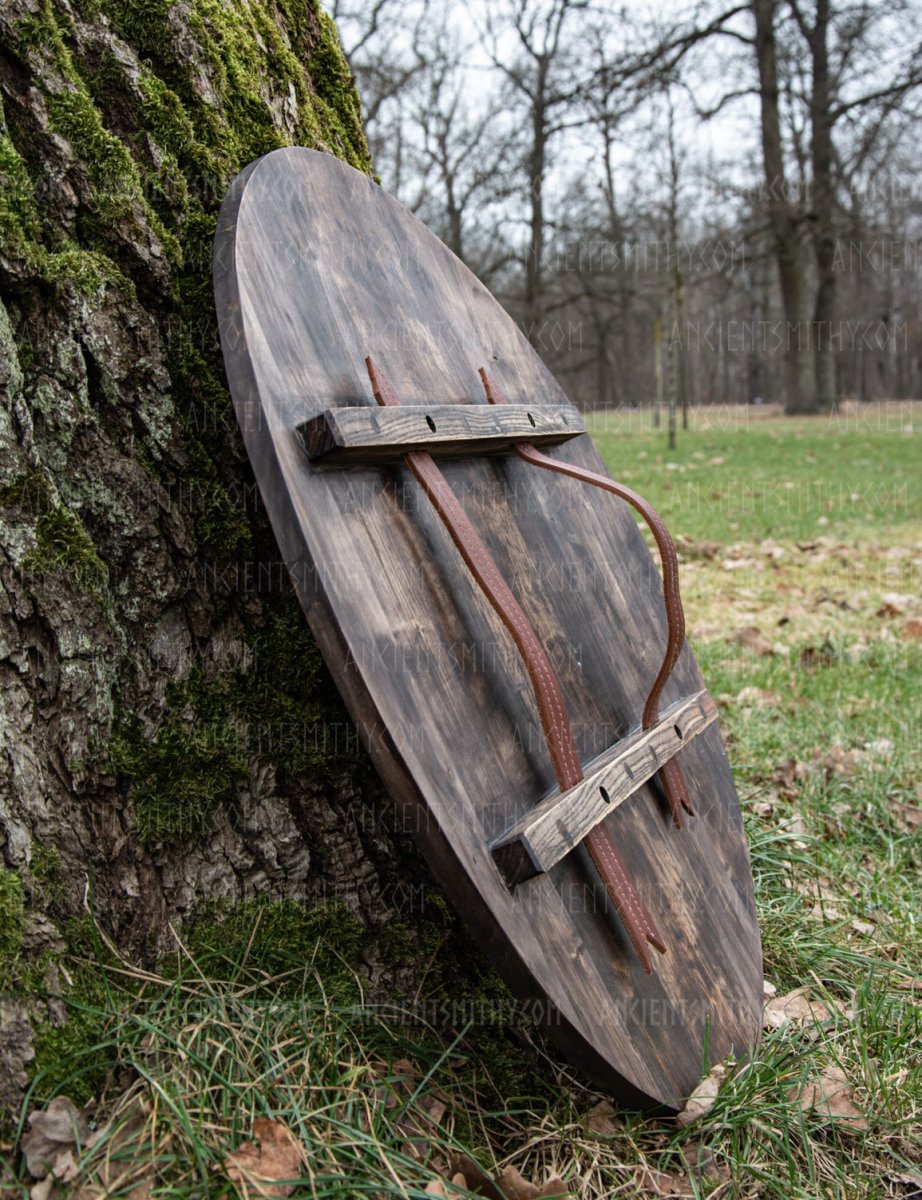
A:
[[0, 0, 442, 1122], [524, 59, 548, 347], [752, 0, 816, 414], [809, 0, 838, 411]]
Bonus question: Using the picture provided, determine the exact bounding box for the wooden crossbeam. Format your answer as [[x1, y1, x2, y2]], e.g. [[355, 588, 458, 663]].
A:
[[491, 690, 719, 888], [299, 404, 583, 463]]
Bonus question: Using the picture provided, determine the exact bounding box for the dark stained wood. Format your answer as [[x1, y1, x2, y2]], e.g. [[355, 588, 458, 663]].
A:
[[213, 147, 763, 1111], [300, 403, 582, 462], [491, 691, 719, 887]]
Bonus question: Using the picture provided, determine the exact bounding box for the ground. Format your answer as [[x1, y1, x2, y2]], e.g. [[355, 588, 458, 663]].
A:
[[4, 403, 920, 1199]]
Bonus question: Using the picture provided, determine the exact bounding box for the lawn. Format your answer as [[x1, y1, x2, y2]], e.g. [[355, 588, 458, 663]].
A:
[[7, 404, 921, 1199]]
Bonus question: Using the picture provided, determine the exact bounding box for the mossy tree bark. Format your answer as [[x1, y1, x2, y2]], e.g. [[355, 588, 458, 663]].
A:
[[0, 0, 449, 1120]]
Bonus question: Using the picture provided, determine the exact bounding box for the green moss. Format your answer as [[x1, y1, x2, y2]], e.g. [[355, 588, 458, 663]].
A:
[[48, 92, 138, 222], [109, 597, 359, 848], [23, 504, 110, 598], [0, 871, 26, 966], [30, 843, 66, 910], [0, 467, 54, 517], [305, 9, 370, 171], [110, 669, 247, 848], [11, 1, 180, 265], [375, 897, 559, 1108], [0, 100, 133, 296], [28, 917, 123, 1105], [183, 897, 366, 998], [234, 602, 357, 783]]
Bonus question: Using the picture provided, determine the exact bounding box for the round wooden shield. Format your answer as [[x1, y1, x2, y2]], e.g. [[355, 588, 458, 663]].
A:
[[213, 147, 762, 1110]]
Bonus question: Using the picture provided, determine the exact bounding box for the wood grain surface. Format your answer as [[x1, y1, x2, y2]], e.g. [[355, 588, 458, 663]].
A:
[[300, 403, 582, 462], [213, 147, 763, 1110], [491, 691, 719, 886]]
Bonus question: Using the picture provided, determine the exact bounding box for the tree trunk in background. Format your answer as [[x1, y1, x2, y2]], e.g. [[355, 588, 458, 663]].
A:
[[753, 0, 816, 414], [0, 0, 444, 1121], [809, 0, 838, 411]]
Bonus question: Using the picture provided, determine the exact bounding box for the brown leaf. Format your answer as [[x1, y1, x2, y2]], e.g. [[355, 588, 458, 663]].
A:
[[585, 1099, 623, 1135], [805, 743, 866, 780], [788, 1064, 867, 1133], [224, 1118, 306, 1199], [735, 686, 779, 709], [71, 1105, 154, 1200], [447, 1156, 569, 1200], [893, 975, 922, 992], [675, 1064, 724, 1128], [763, 987, 838, 1031], [633, 1164, 695, 1196], [449, 1154, 506, 1200], [889, 1168, 922, 1198], [676, 535, 721, 560], [773, 758, 800, 797], [730, 626, 775, 656], [22, 1097, 92, 1180], [876, 593, 910, 617], [679, 1140, 731, 1186], [903, 617, 922, 640], [889, 797, 922, 832], [496, 1165, 569, 1199], [799, 642, 837, 669]]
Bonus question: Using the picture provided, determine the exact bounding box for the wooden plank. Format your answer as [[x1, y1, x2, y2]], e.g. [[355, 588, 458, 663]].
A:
[[300, 404, 583, 462], [214, 147, 763, 1111], [491, 690, 719, 887]]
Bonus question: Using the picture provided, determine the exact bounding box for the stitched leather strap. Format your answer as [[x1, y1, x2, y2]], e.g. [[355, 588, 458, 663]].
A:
[[480, 369, 694, 830], [366, 356, 665, 972]]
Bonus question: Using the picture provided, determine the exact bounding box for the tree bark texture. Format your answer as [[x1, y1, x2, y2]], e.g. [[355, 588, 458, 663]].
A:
[[0, 0, 446, 1121]]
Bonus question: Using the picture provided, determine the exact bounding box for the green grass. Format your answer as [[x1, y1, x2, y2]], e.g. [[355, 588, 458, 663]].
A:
[[6, 405, 921, 1197], [587, 401, 922, 543]]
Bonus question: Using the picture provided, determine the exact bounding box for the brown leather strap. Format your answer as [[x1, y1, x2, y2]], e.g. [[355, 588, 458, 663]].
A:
[[366, 356, 665, 972], [480, 369, 694, 829]]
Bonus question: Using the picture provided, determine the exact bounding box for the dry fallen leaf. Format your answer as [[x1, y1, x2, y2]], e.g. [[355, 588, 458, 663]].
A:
[[675, 1064, 725, 1128], [679, 1140, 732, 1187], [902, 617, 922, 640], [448, 1154, 506, 1200], [850, 918, 876, 937], [773, 758, 801, 798], [24, 1099, 154, 1200], [585, 1099, 623, 1135], [889, 1168, 922, 1198], [446, 1154, 569, 1199], [735, 686, 780, 709], [799, 642, 837, 669], [676, 535, 722, 561], [22, 1097, 92, 1180], [763, 987, 840, 1031], [888, 797, 922, 832], [731, 626, 775, 656], [224, 1118, 306, 1199], [496, 1165, 569, 1199], [69, 1104, 154, 1200], [892, 975, 922, 993], [633, 1164, 695, 1196], [789, 1064, 867, 1133]]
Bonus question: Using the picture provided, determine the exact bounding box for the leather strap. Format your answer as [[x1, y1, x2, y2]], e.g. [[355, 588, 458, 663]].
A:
[[480, 369, 694, 830], [366, 357, 666, 972]]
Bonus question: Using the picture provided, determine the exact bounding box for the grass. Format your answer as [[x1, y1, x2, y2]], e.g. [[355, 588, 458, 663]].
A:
[[587, 400, 922, 543], [6, 403, 921, 1198]]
